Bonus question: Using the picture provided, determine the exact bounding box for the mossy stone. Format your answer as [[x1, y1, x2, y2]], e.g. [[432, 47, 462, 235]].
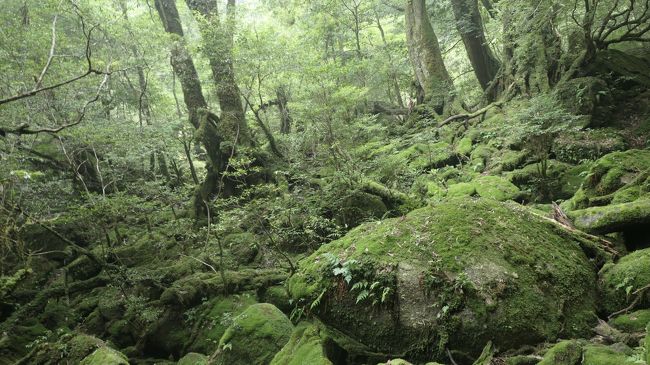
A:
[[447, 182, 476, 197], [473, 175, 520, 201], [645, 322, 649, 364], [186, 293, 257, 354], [599, 248, 650, 314], [289, 198, 598, 361], [538, 340, 582, 365], [213, 303, 293, 365], [609, 309, 650, 332], [79, 347, 129, 365], [177, 352, 208, 365], [568, 199, 650, 234], [581, 344, 629, 365], [456, 137, 473, 156], [335, 191, 388, 228], [270, 323, 333, 365], [564, 149, 650, 211]]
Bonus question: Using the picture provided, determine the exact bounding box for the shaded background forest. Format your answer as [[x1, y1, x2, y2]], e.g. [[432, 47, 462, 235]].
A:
[[1, 0, 650, 364]]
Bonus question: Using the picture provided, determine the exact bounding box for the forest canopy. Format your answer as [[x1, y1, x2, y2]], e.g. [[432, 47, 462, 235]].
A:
[[1, 0, 650, 364]]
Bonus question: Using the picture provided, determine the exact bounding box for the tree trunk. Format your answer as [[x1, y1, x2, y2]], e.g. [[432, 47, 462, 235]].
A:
[[405, 0, 453, 113], [450, 0, 501, 100], [154, 0, 224, 217], [185, 0, 251, 148], [275, 86, 293, 134]]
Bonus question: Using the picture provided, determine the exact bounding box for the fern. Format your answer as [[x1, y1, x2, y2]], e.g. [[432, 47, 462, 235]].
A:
[[310, 289, 327, 310]]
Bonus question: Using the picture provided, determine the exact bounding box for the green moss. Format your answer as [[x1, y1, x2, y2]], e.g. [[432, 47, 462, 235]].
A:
[[498, 150, 529, 172], [270, 323, 333, 365], [581, 344, 631, 365], [396, 142, 457, 170], [473, 175, 521, 201], [538, 340, 582, 365], [79, 347, 129, 365], [646, 322, 649, 365], [289, 198, 598, 361], [610, 309, 650, 332], [334, 191, 388, 228], [223, 233, 259, 264], [377, 360, 413, 365], [186, 294, 257, 354], [568, 199, 650, 234], [456, 137, 473, 156], [469, 146, 494, 172], [447, 182, 476, 197], [177, 352, 208, 365], [565, 150, 650, 211], [599, 248, 650, 314], [553, 129, 625, 164], [213, 303, 293, 365]]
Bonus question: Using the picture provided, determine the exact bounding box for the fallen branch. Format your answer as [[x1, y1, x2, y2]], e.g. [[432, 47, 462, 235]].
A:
[[608, 283, 650, 319]]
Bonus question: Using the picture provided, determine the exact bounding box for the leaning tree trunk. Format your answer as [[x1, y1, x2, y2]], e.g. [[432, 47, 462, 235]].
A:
[[405, 0, 454, 114], [450, 0, 501, 101], [154, 0, 224, 217]]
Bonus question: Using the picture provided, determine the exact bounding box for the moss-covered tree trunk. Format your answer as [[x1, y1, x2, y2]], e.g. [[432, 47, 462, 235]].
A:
[[450, 0, 501, 100], [154, 0, 224, 217], [185, 0, 252, 148], [405, 0, 453, 114]]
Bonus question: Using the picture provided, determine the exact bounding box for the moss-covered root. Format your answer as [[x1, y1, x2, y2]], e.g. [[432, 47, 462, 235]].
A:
[[79, 346, 129, 365], [211, 303, 293, 365], [270, 323, 333, 365], [599, 248, 650, 314]]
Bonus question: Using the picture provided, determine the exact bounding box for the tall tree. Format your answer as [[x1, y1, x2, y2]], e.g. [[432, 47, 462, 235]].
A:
[[450, 0, 501, 100], [185, 0, 252, 148], [405, 0, 453, 113], [154, 0, 225, 216]]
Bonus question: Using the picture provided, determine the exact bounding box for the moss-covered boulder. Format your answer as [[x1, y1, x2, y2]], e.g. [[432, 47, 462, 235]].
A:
[[79, 346, 129, 365], [554, 77, 612, 127], [185, 293, 257, 354], [645, 322, 649, 365], [538, 340, 583, 365], [270, 323, 333, 365], [599, 248, 650, 314], [288, 198, 598, 362], [552, 129, 625, 164], [568, 199, 650, 234], [212, 303, 293, 365], [609, 309, 650, 333], [473, 175, 521, 201], [581, 344, 631, 365], [177, 352, 207, 365], [334, 191, 388, 228], [563, 149, 650, 211]]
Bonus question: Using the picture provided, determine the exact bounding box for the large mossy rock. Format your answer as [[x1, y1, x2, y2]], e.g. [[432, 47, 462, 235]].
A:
[[599, 248, 650, 314], [568, 199, 650, 234], [270, 323, 334, 365], [212, 303, 293, 365], [288, 198, 598, 362], [538, 340, 583, 365], [554, 77, 612, 127], [79, 346, 129, 365], [563, 149, 650, 211], [609, 309, 650, 333]]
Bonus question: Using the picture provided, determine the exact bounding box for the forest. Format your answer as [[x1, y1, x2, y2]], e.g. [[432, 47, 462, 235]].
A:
[[0, 0, 650, 364]]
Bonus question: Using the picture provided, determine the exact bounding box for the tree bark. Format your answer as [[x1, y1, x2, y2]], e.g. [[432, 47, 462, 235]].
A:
[[275, 85, 293, 134], [154, 0, 224, 217], [405, 0, 453, 113], [450, 0, 501, 99], [185, 0, 251, 148]]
